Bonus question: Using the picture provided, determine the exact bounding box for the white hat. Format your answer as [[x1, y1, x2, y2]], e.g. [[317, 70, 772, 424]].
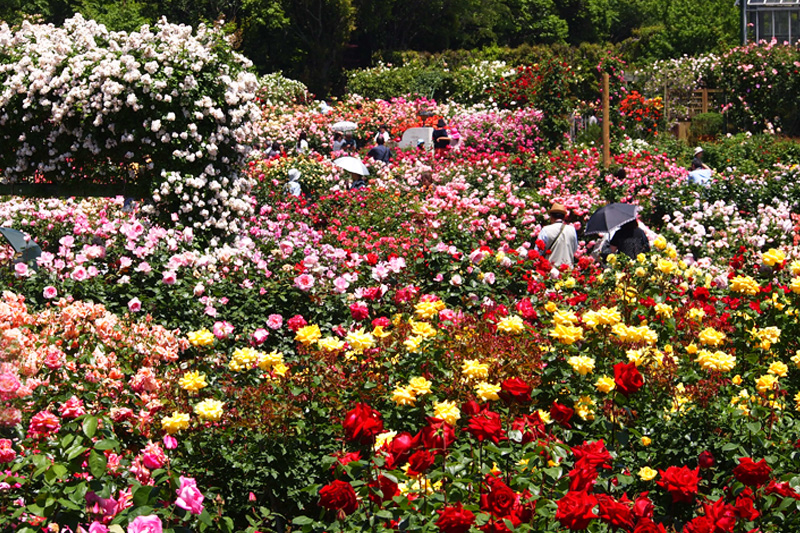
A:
[[693, 146, 704, 156], [417, 138, 425, 145], [288, 168, 301, 181]]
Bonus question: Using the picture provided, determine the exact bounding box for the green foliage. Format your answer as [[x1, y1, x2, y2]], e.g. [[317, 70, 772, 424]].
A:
[[691, 112, 724, 139], [76, 0, 151, 33], [257, 72, 312, 106]]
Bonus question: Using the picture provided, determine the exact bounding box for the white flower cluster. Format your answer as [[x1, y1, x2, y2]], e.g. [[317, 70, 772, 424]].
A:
[[0, 15, 262, 234]]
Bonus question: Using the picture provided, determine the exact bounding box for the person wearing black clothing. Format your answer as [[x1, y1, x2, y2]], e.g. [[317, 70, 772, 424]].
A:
[[432, 118, 450, 153], [609, 220, 650, 259], [367, 136, 392, 163]]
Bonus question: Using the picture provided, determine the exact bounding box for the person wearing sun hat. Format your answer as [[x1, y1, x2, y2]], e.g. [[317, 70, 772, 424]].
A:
[[536, 202, 578, 272], [691, 147, 710, 170]]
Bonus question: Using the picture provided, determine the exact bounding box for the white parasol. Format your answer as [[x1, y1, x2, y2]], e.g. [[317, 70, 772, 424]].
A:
[[333, 156, 369, 176], [331, 120, 358, 132]]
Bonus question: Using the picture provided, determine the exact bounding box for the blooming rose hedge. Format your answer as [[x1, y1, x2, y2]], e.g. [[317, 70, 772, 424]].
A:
[[0, 92, 800, 532]]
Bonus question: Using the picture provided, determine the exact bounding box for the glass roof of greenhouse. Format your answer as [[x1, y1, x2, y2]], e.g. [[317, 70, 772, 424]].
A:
[[748, 0, 800, 5]]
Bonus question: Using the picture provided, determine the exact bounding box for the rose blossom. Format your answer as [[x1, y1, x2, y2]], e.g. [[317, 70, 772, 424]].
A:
[[127, 514, 162, 533], [128, 298, 142, 312], [42, 286, 58, 299], [267, 314, 283, 329], [294, 273, 315, 291], [175, 476, 205, 514]]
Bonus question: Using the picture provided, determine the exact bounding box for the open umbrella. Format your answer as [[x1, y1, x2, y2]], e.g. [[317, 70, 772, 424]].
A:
[[333, 156, 369, 176], [331, 120, 358, 132], [584, 203, 639, 236], [0, 227, 42, 264]]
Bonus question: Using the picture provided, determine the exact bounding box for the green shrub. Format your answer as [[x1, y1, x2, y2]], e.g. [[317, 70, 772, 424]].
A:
[[691, 112, 723, 139]]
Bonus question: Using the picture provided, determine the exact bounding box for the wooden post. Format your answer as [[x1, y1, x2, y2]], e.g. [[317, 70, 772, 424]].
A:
[[602, 72, 610, 168], [701, 89, 708, 114]]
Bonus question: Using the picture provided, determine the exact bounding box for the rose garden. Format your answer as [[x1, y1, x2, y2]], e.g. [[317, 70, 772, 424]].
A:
[[1, 15, 800, 533]]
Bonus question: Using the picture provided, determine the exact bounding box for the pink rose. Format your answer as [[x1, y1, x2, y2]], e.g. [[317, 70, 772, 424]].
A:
[[212, 321, 234, 339], [141, 441, 167, 470], [163, 435, 177, 450], [0, 373, 21, 400], [59, 395, 86, 419], [14, 262, 29, 277], [127, 515, 162, 533], [162, 270, 177, 285], [89, 522, 109, 533], [43, 286, 58, 299], [267, 314, 283, 330], [175, 476, 205, 514], [252, 328, 269, 344], [294, 273, 315, 291], [28, 410, 61, 438], [128, 298, 142, 312]]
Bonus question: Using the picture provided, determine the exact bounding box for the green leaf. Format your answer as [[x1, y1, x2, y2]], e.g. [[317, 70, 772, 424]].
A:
[[746, 422, 762, 434], [88, 449, 107, 479], [82, 416, 98, 439], [198, 510, 214, 526], [292, 516, 314, 526], [94, 439, 119, 451], [66, 445, 89, 461]]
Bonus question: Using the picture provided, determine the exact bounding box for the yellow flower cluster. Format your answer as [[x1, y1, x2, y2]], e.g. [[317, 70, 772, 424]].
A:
[[567, 355, 595, 376], [433, 400, 461, 425], [595, 376, 615, 393], [194, 398, 225, 421], [496, 315, 525, 334], [318, 336, 346, 352], [462, 359, 490, 379], [768, 361, 788, 377], [654, 303, 674, 319], [404, 335, 424, 353], [414, 299, 445, 319], [229, 347, 261, 371], [392, 376, 433, 406], [410, 320, 437, 338], [295, 324, 322, 345], [475, 381, 501, 401], [258, 350, 286, 376], [187, 328, 215, 347], [161, 411, 191, 434], [179, 371, 208, 392], [553, 310, 579, 326], [574, 396, 595, 421], [752, 326, 781, 350], [346, 329, 376, 353], [761, 248, 786, 267], [698, 327, 726, 347], [695, 350, 736, 372], [687, 308, 706, 321], [550, 324, 584, 345], [582, 306, 621, 328], [612, 323, 657, 344], [730, 275, 760, 295]]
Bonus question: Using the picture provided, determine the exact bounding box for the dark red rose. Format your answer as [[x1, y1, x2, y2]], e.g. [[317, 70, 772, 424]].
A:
[[499, 378, 532, 404], [419, 417, 456, 453], [614, 361, 644, 397], [632, 492, 654, 520], [286, 314, 307, 332], [734, 490, 759, 521], [698, 451, 715, 469], [568, 463, 598, 492], [550, 401, 574, 428], [596, 494, 634, 531], [362, 286, 382, 301], [467, 410, 507, 444], [733, 457, 772, 487], [656, 466, 700, 503], [335, 451, 361, 468], [481, 476, 517, 517], [365, 252, 379, 265], [436, 503, 475, 533], [349, 302, 369, 321], [371, 316, 391, 328], [342, 403, 384, 445], [510, 413, 547, 444], [368, 475, 398, 504], [515, 298, 537, 320], [572, 440, 612, 470], [387, 431, 415, 466], [555, 491, 598, 530], [764, 480, 800, 500], [479, 514, 521, 533], [682, 516, 712, 533], [633, 518, 667, 533], [462, 400, 482, 416], [702, 497, 737, 533], [407, 450, 436, 477], [319, 479, 358, 515]]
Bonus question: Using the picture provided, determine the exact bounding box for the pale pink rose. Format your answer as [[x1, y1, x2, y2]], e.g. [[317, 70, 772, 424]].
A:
[[266, 314, 283, 329], [0, 407, 22, 427], [0, 373, 21, 399], [43, 286, 58, 299], [193, 283, 205, 296], [128, 298, 142, 312], [252, 328, 269, 344], [333, 276, 350, 294], [212, 321, 234, 339], [14, 262, 29, 277], [59, 396, 86, 419], [162, 270, 177, 285], [293, 273, 315, 291], [127, 514, 162, 533], [109, 408, 134, 422], [175, 476, 204, 514], [119, 256, 133, 269], [71, 266, 88, 281], [482, 272, 496, 285], [136, 262, 152, 274]]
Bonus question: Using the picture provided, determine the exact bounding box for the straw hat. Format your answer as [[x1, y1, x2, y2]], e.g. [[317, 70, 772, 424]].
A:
[[548, 203, 567, 217], [693, 146, 704, 156]]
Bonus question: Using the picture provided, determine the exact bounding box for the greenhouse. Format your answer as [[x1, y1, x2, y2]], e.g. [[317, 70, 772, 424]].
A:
[[745, 0, 800, 42]]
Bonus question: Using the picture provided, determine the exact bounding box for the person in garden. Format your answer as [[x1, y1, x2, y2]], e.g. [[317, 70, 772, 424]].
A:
[[343, 132, 357, 152], [691, 147, 710, 170], [688, 147, 712, 186], [432, 119, 451, 156], [284, 168, 302, 197], [267, 141, 282, 159], [350, 173, 368, 190], [367, 136, 392, 163], [536, 203, 578, 272], [609, 219, 650, 259], [374, 124, 390, 144], [331, 132, 345, 152], [296, 131, 309, 155]]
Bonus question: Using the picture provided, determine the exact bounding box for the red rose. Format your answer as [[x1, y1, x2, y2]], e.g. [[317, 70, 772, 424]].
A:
[[702, 497, 737, 533], [286, 314, 307, 332], [365, 253, 379, 265], [556, 491, 598, 530], [334, 451, 361, 469], [733, 457, 771, 487], [632, 493, 654, 520], [682, 516, 711, 533], [319, 479, 358, 515], [656, 466, 700, 503], [371, 316, 391, 328], [418, 417, 456, 453], [515, 298, 537, 320], [436, 503, 475, 533], [633, 518, 667, 533], [510, 413, 547, 444], [698, 450, 715, 469], [368, 475, 398, 504], [614, 361, 644, 397], [407, 450, 436, 477], [342, 403, 384, 445], [481, 476, 517, 517], [568, 463, 598, 492], [572, 440, 612, 470], [550, 401, 574, 427], [734, 490, 759, 521], [764, 480, 800, 500], [349, 302, 369, 321], [596, 494, 634, 531], [499, 378, 532, 404], [387, 431, 415, 467], [461, 400, 482, 416], [467, 410, 507, 444]]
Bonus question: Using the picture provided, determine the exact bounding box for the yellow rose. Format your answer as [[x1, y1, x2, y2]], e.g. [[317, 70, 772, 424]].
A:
[[374, 431, 397, 451], [404, 335, 424, 353], [795, 391, 800, 411], [638, 466, 658, 481], [654, 303, 673, 318], [767, 361, 788, 377], [258, 350, 284, 370], [792, 350, 800, 368], [653, 236, 667, 250], [544, 301, 558, 313], [161, 411, 191, 434], [732, 374, 742, 385], [686, 343, 698, 355], [641, 436, 652, 446], [475, 381, 501, 401], [194, 398, 224, 422], [595, 376, 616, 393], [567, 355, 595, 376], [462, 359, 490, 379], [229, 347, 260, 371], [656, 259, 676, 275], [408, 377, 432, 396], [372, 325, 391, 339], [550, 324, 584, 345], [414, 300, 440, 320], [730, 275, 760, 295], [761, 248, 786, 267], [318, 336, 346, 352], [698, 327, 726, 347], [410, 320, 437, 338], [688, 308, 706, 321], [346, 329, 376, 353], [755, 374, 778, 393], [392, 385, 417, 406], [187, 328, 215, 347], [496, 315, 525, 334], [179, 371, 208, 392], [433, 400, 461, 425], [696, 350, 736, 372], [295, 325, 322, 345], [553, 310, 579, 326]]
